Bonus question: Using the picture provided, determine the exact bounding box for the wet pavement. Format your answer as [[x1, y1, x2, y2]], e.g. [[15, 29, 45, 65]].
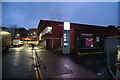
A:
[[36, 47, 98, 78], [2, 45, 115, 79]]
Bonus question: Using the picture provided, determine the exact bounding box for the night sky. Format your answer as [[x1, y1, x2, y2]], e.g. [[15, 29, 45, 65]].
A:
[[2, 2, 118, 30]]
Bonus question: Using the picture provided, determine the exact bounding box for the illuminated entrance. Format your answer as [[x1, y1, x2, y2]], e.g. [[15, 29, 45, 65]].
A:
[[77, 33, 93, 48]]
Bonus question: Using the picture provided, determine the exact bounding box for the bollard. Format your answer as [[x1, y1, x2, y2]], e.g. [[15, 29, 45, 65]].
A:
[[116, 63, 120, 79]]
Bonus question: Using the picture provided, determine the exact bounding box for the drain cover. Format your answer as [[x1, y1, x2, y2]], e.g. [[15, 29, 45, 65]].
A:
[[51, 63, 73, 75]]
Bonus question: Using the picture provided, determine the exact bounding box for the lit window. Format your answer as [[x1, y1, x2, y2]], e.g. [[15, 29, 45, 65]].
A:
[[40, 26, 52, 37], [34, 32, 36, 34], [96, 37, 100, 42], [17, 34, 19, 36], [47, 27, 52, 33]]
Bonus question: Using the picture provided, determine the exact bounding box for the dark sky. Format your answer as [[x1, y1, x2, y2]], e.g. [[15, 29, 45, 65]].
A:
[[2, 2, 118, 30]]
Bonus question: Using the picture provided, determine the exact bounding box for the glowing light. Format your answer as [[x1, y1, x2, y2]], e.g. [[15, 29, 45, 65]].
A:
[[64, 39, 66, 41], [0, 31, 10, 34], [17, 34, 19, 36], [91, 45, 93, 47], [64, 22, 70, 30], [34, 32, 36, 34]]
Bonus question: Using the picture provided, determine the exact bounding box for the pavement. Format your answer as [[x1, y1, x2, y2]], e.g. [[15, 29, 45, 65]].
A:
[[35, 46, 98, 78]]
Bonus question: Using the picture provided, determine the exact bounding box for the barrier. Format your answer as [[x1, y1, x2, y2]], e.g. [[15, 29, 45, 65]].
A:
[[104, 37, 120, 79]]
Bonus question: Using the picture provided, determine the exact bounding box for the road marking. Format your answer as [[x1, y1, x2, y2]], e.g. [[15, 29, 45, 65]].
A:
[[77, 51, 104, 55], [34, 49, 44, 80], [35, 67, 39, 80], [38, 67, 44, 80]]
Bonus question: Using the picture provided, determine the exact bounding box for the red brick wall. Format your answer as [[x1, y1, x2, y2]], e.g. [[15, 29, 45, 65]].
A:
[[38, 20, 119, 52], [48, 39, 61, 50], [70, 28, 76, 53], [38, 20, 63, 50], [29, 29, 38, 38]]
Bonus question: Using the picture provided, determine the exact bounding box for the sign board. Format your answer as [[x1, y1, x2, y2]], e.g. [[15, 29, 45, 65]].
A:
[[63, 22, 70, 54], [64, 22, 70, 30]]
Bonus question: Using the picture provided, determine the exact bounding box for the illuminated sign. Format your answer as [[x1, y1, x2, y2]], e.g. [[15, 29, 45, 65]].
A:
[[81, 33, 93, 36], [64, 22, 70, 30], [64, 43, 69, 46], [85, 38, 93, 47]]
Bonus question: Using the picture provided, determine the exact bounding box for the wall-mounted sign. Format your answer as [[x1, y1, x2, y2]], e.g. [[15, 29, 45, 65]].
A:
[[81, 33, 93, 36], [85, 38, 93, 47]]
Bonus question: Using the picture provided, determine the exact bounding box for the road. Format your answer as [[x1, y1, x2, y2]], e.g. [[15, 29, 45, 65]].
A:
[[3, 45, 114, 79], [2, 45, 41, 79]]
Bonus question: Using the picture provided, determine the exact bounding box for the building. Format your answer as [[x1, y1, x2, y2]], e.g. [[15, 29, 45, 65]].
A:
[[38, 20, 119, 53], [28, 28, 39, 38], [20, 28, 39, 45], [14, 28, 28, 38], [1, 27, 8, 30]]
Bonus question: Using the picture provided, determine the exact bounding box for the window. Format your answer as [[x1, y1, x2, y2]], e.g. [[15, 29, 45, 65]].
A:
[[96, 37, 100, 42], [40, 26, 52, 37], [34, 32, 36, 34], [77, 33, 93, 48], [47, 27, 52, 33], [17, 34, 19, 36]]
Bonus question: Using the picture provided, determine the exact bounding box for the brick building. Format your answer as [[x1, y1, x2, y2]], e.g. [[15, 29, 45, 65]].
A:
[[38, 20, 119, 53], [28, 28, 39, 38], [14, 28, 28, 38]]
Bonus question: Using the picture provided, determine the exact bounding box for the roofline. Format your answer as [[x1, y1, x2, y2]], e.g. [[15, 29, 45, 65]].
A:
[[29, 28, 38, 30], [39, 19, 107, 28]]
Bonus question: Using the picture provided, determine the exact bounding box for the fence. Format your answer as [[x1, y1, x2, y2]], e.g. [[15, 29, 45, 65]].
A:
[[104, 36, 120, 79]]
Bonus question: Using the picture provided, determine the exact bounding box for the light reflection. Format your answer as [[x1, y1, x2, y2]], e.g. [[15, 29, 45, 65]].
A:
[[61, 73, 72, 77], [57, 58, 74, 78], [117, 51, 120, 62]]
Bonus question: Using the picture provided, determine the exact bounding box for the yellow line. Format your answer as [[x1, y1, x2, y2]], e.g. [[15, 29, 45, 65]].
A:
[[38, 67, 43, 80], [77, 51, 104, 55], [35, 67, 39, 80]]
